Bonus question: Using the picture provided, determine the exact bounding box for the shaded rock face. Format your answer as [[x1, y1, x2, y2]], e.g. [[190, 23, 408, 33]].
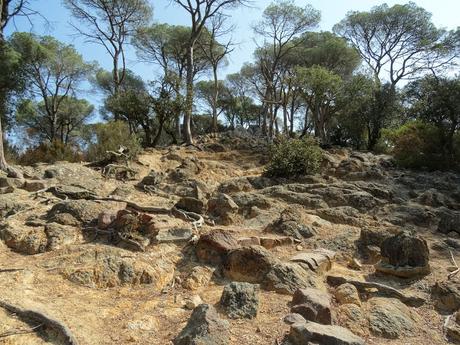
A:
[[368, 298, 414, 339], [176, 197, 206, 214], [223, 246, 315, 294], [0, 224, 47, 255], [173, 304, 229, 345], [220, 282, 259, 319], [291, 288, 332, 325], [438, 210, 460, 234], [207, 193, 239, 225], [287, 321, 365, 345], [445, 312, 460, 344], [267, 207, 317, 240], [45, 223, 80, 251], [377, 231, 430, 277], [432, 281, 460, 312], [0, 197, 27, 218], [139, 170, 164, 186], [195, 231, 240, 264]]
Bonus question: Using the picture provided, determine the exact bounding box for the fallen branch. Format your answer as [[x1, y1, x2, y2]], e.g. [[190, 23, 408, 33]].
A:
[[0, 268, 25, 273], [326, 275, 425, 307], [0, 323, 43, 339], [0, 300, 79, 345], [449, 250, 460, 280], [172, 207, 204, 229]]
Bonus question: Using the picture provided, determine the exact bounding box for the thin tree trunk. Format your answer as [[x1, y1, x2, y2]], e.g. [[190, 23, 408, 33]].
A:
[[183, 44, 194, 145], [211, 65, 219, 136]]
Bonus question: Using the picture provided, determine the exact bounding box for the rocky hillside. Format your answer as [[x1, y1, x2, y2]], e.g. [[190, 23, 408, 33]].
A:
[[1, 133, 460, 345]]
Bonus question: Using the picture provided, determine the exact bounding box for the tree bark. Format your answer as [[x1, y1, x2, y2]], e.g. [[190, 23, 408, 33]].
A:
[[183, 44, 194, 145]]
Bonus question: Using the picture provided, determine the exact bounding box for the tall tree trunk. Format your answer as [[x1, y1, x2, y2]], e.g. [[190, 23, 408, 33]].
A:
[[112, 51, 120, 121], [211, 65, 219, 136], [183, 44, 194, 145]]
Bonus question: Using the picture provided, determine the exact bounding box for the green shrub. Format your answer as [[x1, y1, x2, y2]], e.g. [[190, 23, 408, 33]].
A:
[[84, 121, 142, 162], [264, 137, 322, 177], [18, 141, 83, 165], [387, 121, 446, 170]]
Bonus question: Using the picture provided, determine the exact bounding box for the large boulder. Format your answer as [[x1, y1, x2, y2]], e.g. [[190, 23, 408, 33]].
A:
[[219, 282, 259, 319], [195, 231, 239, 264], [48, 200, 124, 224], [173, 304, 229, 345], [223, 246, 315, 294], [376, 231, 430, 278], [334, 283, 361, 306], [0, 224, 47, 255], [291, 288, 332, 325], [368, 298, 415, 339], [287, 321, 365, 345]]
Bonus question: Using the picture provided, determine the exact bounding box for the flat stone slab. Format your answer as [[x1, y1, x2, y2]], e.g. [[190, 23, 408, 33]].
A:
[[288, 321, 365, 345], [156, 228, 193, 243], [290, 249, 336, 273]]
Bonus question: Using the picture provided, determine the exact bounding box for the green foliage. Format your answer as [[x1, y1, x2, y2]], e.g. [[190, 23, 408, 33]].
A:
[[18, 141, 83, 165], [265, 137, 322, 177], [387, 121, 449, 170], [84, 121, 142, 162]]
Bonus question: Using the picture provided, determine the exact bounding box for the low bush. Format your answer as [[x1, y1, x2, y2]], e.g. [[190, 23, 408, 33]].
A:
[[264, 136, 322, 177], [84, 121, 142, 162], [18, 141, 83, 165]]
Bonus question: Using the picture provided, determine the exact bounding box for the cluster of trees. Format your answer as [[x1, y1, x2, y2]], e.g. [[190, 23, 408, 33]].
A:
[[1, 0, 460, 173]]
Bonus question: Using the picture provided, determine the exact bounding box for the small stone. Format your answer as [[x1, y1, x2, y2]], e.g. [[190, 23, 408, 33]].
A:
[[335, 283, 361, 306], [296, 245, 303, 251], [22, 180, 47, 192], [98, 211, 116, 229], [185, 295, 203, 310]]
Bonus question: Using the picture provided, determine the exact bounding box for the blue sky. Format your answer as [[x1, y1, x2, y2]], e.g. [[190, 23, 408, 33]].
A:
[[5, 0, 460, 110]]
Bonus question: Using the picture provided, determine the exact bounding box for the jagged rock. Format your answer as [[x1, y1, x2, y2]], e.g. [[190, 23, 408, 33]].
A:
[[266, 207, 317, 240], [223, 246, 315, 294], [156, 228, 193, 243], [432, 281, 460, 312], [261, 186, 327, 209], [51, 212, 81, 226], [140, 170, 164, 186], [195, 231, 239, 264], [359, 226, 401, 248], [0, 177, 25, 188], [0, 224, 47, 255], [368, 298, 414, 339], [45, 223, 80, 250], [335, 283, 361, 306], [48, 200, 124, 224], [205, 142, 226, 152], [176, 197, 206, 214], [0, 185, 14, 194], [315, 206, 363, 226], [287, 321, 365, 345], [21, 180, 47, 192], [218, 177, 252, 194], [183, 266, 215, 290], [207, 193, 239, 225], [185, 295, 203, 310], [445, 312, 460, 344], [290, 248, 336, 274], [0, 197, 27, 218], [291, 288, 332, 325], [259, 236, 293, 249], [376, 231, 430, 278], [173, 304, 229, 345], [220, 282, 259, 319], [438, 210, 460, 234], [47, 185, 97, 199], [232, 192, 272, 211]]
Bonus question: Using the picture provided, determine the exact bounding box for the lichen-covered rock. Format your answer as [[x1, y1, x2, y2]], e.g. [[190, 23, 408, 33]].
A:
[[207, 193, 239, 225], [266, 207, 317, 240], [335, 283, 361, 306], [45, 223, 80, 250], [368, 298, 414, 339], [48, 200, 124, 224], [173, 304, 229, 345], [220, 282, 259, 319], [176, 197, 206, 214], [0, 224, 47, 255], [376, 231, 430, 278]]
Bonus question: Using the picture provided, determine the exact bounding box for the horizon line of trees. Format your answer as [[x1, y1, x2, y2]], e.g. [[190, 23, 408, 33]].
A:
[[1, 0, 460, 174]]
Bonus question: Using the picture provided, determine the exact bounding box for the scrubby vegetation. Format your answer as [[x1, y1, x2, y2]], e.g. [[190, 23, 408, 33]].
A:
[[265, 137, 322, 177]]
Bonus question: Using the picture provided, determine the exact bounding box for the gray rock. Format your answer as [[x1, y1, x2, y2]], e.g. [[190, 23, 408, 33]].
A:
[[283, 313, 306, 325], [207, 193, 239, 225], [376, 231, 430, 278], [291, 288, 332, 325], [220, 282, 259, 319], [140, 170, 164, 186], [267, 207, 317, 240], [173, 304, 229, 345], [0, 224, 47, 255], [48, 200, 123, 224], [44, 223, 80, 250], [176, 197, 206, 214], [288, 321, 365, 345], [368, 298, 414, 339], [21, 180, 47, 192], [156, 228, 193, 243]]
